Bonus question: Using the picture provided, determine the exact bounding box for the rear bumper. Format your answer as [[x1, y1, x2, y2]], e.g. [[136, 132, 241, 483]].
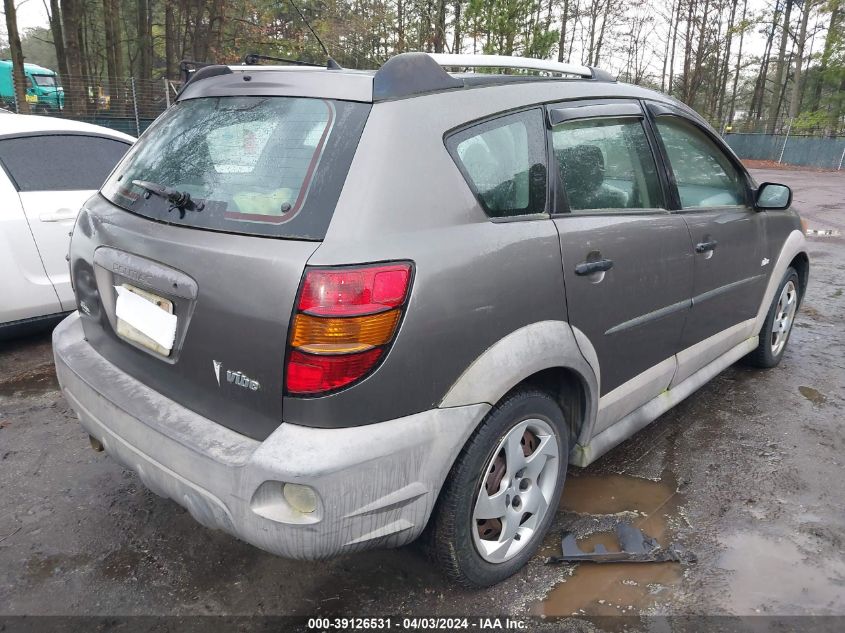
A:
[[53, 312, 488, 559]]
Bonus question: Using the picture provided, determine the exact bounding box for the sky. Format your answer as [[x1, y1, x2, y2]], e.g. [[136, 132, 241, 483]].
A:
[[9, 0, 48, 31]]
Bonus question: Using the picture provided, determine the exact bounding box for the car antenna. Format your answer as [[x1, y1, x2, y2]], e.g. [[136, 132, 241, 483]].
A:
[[288, 0, 342, 69]]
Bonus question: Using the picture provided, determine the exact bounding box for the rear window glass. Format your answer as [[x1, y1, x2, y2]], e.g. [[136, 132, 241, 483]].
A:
[[102, 96, 370, 240], [446, 109, 547, 218], [0, 135, 130, 191]]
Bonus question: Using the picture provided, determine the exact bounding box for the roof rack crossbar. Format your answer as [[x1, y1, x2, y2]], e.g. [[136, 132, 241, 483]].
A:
[[426, 53, 595, 79]]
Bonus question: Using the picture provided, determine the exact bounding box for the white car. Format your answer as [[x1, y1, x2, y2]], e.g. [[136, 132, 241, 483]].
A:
[[0, 114, 134, 337]]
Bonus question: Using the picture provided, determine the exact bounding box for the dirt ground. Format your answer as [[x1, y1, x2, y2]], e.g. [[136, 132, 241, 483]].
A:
[[1, 169, 843, 628]]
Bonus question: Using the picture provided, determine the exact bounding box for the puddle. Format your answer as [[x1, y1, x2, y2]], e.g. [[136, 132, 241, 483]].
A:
[[532, 473, 685, 617], [0, 364, 59, 398], [26, 553, 91, 582], [99, 548, 144, 580], [559, 473, 676, 516], [799, 305, 829, 322], [798, 386, 826, 406], [719, 532, 845, 614]]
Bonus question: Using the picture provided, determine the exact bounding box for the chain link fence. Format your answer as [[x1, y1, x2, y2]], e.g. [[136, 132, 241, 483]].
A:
[[3, 74, 181, 137], [725, 132, 845, 170], [4, 70, 844, 168], [723, 117, 845, 138], [720, 114, 845, 170]]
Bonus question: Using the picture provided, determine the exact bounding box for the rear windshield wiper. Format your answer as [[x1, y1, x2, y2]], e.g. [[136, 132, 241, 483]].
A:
[[132, 180, 204, 217]]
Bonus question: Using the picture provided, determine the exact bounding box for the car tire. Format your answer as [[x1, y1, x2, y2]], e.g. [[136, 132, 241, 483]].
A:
[[744, 267, 801, 368], [427, 389, 568, 587]]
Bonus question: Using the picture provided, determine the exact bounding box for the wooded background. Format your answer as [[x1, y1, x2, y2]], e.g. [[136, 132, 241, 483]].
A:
[[2, 0, 844, 135]]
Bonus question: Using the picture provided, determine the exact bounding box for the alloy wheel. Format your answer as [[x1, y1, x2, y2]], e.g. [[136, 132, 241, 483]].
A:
[[770, 280, 798, 357], [471, 418, 559, 563]]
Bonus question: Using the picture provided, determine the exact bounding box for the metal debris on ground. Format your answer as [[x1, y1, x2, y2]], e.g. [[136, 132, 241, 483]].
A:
[[805, 228, 841, 237], [547, 523, 697, 565]]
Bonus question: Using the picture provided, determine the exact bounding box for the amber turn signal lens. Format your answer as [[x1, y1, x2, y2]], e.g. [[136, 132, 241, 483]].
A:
[[291, 309, 401, 354]]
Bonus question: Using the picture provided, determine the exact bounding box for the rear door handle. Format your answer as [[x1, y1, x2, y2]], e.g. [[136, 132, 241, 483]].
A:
[[695, 239, 718, 253], [575, 258, 614, 276], [39, 208, 78, 222]]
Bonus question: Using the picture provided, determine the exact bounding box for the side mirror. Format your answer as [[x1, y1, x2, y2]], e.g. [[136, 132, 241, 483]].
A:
[[756, 182, 792, 210]]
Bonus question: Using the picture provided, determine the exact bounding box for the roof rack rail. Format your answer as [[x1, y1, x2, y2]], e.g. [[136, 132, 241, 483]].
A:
[[426, 53, 594, 78], [178, 59, 214, 85], [372, 52, 615, 102], [176, 60, 233, 98]]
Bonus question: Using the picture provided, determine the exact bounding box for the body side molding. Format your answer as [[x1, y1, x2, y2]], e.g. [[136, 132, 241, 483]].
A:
[[574, 335, 758, 467], [604, 299, 691, 336], [594, 356, 677, 436], [672, 318, 755, 388]]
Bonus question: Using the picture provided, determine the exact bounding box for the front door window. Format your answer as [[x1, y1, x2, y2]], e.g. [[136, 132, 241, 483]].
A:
[[655, 117, 747, 208]]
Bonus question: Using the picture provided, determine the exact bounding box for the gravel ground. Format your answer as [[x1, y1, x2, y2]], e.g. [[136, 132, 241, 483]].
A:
[[0, 169, 843, 628]]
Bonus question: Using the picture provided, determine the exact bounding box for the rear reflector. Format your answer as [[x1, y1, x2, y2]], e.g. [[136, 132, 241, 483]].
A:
[[287, 348, 383, 394], [286, 262, 413, 395]]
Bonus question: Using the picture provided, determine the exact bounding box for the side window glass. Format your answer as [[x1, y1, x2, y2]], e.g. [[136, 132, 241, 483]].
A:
[[0, 135, 130, 191], [552, 117, 663, 212], [447, 109, 547, 218], [655, 117, 746, 208]]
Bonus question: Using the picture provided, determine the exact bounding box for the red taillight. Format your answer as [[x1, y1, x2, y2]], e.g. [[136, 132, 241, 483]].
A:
[[298, 264, 411, 316], [286, 262, 412, 395]]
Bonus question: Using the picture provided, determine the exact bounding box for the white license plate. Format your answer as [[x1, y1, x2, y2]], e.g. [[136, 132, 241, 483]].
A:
[[115, 284, 177, 355]]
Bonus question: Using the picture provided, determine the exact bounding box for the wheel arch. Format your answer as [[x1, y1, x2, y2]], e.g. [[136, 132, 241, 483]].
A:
[[439, 320, 599, 463], [511, 366, 591, 449], [754, 229, 809, 334], [789, 251, 810, 302]]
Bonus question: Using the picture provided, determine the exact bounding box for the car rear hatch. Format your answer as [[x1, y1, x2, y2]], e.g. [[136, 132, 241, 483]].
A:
[[68, 94, 371, 440]]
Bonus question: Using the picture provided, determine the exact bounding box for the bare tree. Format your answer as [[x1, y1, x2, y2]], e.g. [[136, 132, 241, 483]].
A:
[[808, 0, 841, 113], [787, 0, 815, 119], [660, 0, 677, 92], [749, 4, 780, 122], [165, 2, 176, 77], [768, 0, 794, 132], [728, 0, 749, 127], [3, 0, 30, 113], [688, 0, 712, 104], [45, 0, 70, 81], [136, 0, 152, 77], [667, 0, 681, 95], [61, 0, 86, 114], [680, 0, 696, 102], [396, 0, 405, 52], [102, 0, 124, 109], [557, 0, 570, 61], [452, 0, 462, 53], [715, 0, 739, 125], [432, 0, 447, 52]]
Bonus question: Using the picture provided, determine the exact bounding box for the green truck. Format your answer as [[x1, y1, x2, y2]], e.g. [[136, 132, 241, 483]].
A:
[[0, 60, 64, 111]]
